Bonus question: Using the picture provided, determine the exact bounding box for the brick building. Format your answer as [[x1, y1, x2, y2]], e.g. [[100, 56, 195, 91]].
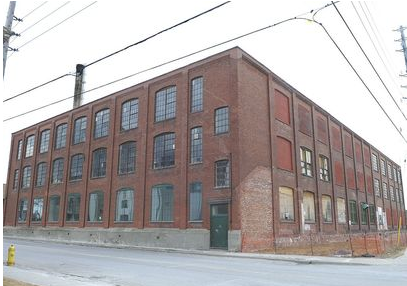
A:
[[4, 47, 406, 252]]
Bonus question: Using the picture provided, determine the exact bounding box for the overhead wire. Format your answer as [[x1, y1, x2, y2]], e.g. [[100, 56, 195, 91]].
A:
[[3, 1, 230, 103], [12, 2, 48, 29]]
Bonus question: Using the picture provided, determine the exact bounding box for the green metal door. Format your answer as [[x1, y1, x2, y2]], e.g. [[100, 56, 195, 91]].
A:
[[210, 204, 228, 249]]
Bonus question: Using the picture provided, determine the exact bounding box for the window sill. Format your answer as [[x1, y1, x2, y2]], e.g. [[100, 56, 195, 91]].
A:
[[189, 162, 203, 166], [118, 171, 135, 176], [150, 221, 174, 223], [69, 179, 83, 183], [280, 220, 295, 223], [189, 220, 203, 223], [120, 127, 138, 133], [153, 165, 175, 171], [214, 186, 230, 190], [90, 176, 107, 180], [214, 131, 229, 136], [72, 141, 85, 145], [51, 182, 63, 185], [114, 221, 134, 223], [323, 221, 333, 224], [301, 174, 313, 178], [154, 117, 176, 124]]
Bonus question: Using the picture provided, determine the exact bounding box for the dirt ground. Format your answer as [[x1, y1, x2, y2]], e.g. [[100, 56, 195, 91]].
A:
[[3, 278, 38, 286]]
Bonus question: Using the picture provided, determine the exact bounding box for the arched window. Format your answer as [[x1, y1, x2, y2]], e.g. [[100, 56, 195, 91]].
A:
[[94, 109, 110, 138], [70, 154, 85, 181], [55, 123, 67, 149], [121, 99, 139, 130], [118, 141, 136, 174], [91, 148, 107, 178], [155, 86, 176, 122], [153, 133, 175, 169], [52, 158, 64, 184], [22, 165, 31, 188], [36, 162, 47, 187], [73, 116, 87, 144], [39, 129, 50, 153]]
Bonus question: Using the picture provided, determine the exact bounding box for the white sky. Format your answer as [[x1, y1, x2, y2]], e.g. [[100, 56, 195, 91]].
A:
[[2, 1, 407, 207]]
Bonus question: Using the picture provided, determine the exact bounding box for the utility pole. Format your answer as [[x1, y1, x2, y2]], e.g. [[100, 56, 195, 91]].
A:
[[3, 1, 19, 78], [73, 64, 85, 108], [394, 26, 407, 88]]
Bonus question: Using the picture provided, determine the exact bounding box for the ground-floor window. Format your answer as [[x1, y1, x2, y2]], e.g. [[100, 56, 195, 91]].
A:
[[18, 198, 28, 222], [337, 197, 346, 224], [48, 196, 60, 222], [189, 182, 202, 221], [349, 200, 358, 225], [322, 195, 332, 223], [279, 187, 294, 221], [66, 193, 80, 222], [303, 191, 315, 223], [360, 202, 368, 225], [369, 204, 375, 225], [88, 191, 104, 222], [116, 188, 134, 222], [31, 197, 43, 222], [151, 184, 173, 222]]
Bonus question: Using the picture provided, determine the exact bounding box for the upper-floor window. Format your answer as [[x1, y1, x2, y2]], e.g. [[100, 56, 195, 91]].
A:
[[121, 99, 139, 130], [94, 109, 110, 139], [25, 135, 35, 158], [115, 188, 134, 222], [155, 86, 176, 122], [13, 169, 19, 190], [191, 77, 203, 113], [300, 147, 313, 177], [374, 178, 380, 197], [39, 129, 50, 153], [380, 159, 386, 176], [73, 117, 87, 144], [91, 148, 107, 178], [36, 162, 47, 187], [118, 141, 136, 174], [215, 160, 230, 187], [17, 140, 23, 160], [88, 191, 104, 222], [371, 153, 378, 172], [387, 164, 393, 180], [55, 123, 67, 149], [151, 184, 174, 222], [319, 155, 330, 182], [70, 154, 84, 181], [21, 166, 31, 189], [153, 133, 175, 169], [394, 167, 398, 183], [215, 107, 229, 134], [390, 186, 395, 201], [52, 158, 64, 184], [190, 127, 202, 164], [382, 182, 388, 199]]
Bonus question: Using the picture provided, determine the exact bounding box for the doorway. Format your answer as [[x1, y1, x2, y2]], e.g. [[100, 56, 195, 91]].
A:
[[210, 204, 228, 249]]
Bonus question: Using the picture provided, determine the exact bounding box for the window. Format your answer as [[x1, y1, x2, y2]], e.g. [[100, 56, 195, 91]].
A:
[[319, 155, 330, 181], [55, 124, 67, 149], [17, 140, 22, 160], [153, 133, 175, 169], [189, 182, 202, 221], [337, 198, 346, 224], [151, 184, 173, 222], [390, 186, 395, 201], [191, 77, 203, 112], [396, 188, 400, 202], [66, 193, 80, 222], [380, 159, 386, 176], [115, 188, 134, 222], [48, 196, 60, 222], [300, 147, 313, 177], [371, 153, 378, 172], [73, 117, 87, 144], [360, 202, 368, 225], [18, 199, 28, 222], [394, 167, 398, 183], [303, 191, 315, 223], [190, 127, 202, 164], [39, 129, 50, 153], [121, 99, 139, 130], [91, 148, 107, 178], [215, 107, 229, 134], [276, 137, 293, 171], [388, 164, 392, 180], [36, 162, 47, 187], [22, 166, 31, 189], [279, 187, 294, 221], [88, 191, 104, 222], [322, 195, 332, 223], [349, 200, 358, 225], [374, 178, 380, 197], [383, 182, 388, 199], [13, 169, 19, 190], [94, 109, 110, 138], [31, 198, 43, 222], [155, 86, 176, 122], [369, 204, 375, 225], [25, 135, 35, 158], [215, 160, 230, 187], [70, 154, 84, 181], [118, 142, 136, 174], [52, 158, 64, 184]]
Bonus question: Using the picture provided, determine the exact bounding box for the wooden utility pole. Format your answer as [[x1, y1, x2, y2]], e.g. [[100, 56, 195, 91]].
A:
[[3, 1, 17, 78], [73, 64, 85, 108]]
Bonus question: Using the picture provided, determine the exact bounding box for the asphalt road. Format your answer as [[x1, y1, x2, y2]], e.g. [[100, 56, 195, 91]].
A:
[[3, 238, 407, 286]]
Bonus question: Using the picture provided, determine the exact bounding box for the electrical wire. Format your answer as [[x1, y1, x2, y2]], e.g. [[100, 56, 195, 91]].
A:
[[12, 2, 48, 29], [3, 2, 338, 122], [332, 2, 407, 121], [3, 1, 230, 103]]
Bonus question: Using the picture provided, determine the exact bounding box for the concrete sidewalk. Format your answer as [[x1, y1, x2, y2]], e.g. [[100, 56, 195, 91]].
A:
[[4, 235, 406, 266]]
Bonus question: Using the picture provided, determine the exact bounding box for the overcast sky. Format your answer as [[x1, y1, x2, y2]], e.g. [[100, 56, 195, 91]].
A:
[[2, 1, 407, 205]]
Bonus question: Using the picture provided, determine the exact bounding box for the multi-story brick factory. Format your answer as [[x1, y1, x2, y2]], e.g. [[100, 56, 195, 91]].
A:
[[4, 47, 406, 254]]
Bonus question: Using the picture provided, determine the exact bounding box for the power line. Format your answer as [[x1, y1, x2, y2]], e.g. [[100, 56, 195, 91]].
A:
[[3, 2, 338, 122], [3, 1, 230, 103], [12, 2, 48, 29], [332, 2, 407, 121]]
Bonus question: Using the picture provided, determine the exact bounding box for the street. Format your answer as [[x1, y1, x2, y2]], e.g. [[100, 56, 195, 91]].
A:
[[3, 238, 407, 286]]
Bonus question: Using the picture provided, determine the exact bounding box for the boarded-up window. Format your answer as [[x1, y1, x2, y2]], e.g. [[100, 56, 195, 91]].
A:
[[275, 90, 290, 125], [357, 171, 365, 192], [334, 161, 344, 186], [316, 116, 328, 144], [279, 187, 294, 221], [331, 126, 341, 152], [364, 146, 371, 167], [298, 104, 312, 136], [322, 195, 332, 223], [346, 167, 356, 190], [303, 191, 315, 223], [337, 197, 346, 224], [354, 141, 362, 164], [276, 137, 293, 171], [366, 175, 373, 193], [344, 133, 353, 158]]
